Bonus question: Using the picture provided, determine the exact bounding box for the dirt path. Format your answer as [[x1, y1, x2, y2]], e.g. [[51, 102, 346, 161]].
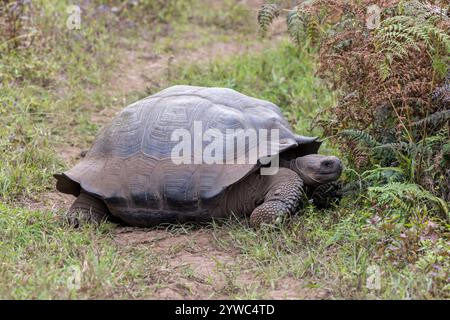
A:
[[34, 0, 327, 299], [113, 226, 330, 299]]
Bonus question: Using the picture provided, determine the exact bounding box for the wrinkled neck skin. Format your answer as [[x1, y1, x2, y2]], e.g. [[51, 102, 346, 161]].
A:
[[217, 169, 302, 218], [217, 172, 269, 218]]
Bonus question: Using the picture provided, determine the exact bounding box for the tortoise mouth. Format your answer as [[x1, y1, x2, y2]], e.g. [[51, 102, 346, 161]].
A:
[[320, 171, 342, 182], [318, 157, 343, 179], [321, 168, 340, 175], [302, 166, 343, 186], [308, 173, 339, 185], [319, 165, 343, 182], [324, 165, 343, 177]]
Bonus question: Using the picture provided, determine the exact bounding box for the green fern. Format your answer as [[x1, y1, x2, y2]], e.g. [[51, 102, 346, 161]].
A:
[[362, 166, 406, 184], [413, 110, 450, 130], [375, 2, 449, 75], [375, 141, 414, 153], [259, 1, 323, 45], [379, 57, 393, 80], [375, 2, 450, 78], [339, 130, 398, 167], [340, 129, 380, 148], [258, 4, 280, 36], [306, 14, 321, 44], [287, 2, 322, 45], [368, 182, 449, 217], [287, 8, 302, 45], [400, 0, 448, 20]]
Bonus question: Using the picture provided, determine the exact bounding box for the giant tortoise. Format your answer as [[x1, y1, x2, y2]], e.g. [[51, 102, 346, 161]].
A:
[[55, 86, 342, 227]]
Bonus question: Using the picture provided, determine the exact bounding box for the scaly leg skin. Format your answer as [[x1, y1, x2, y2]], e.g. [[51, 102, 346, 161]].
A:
[[67, 191, 111, 227], [250, 168, 304, 228]]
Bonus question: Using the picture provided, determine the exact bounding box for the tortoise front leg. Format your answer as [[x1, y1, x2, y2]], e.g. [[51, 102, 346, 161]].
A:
[[67, 191, 111, 227], [250, 168, 304, 228]]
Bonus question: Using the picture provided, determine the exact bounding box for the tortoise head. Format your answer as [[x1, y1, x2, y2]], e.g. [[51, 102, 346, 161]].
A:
[[291, 154, 342, 187]]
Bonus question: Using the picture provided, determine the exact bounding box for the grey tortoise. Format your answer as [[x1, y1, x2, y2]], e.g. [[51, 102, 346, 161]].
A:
[[55, 86, 343, 228]]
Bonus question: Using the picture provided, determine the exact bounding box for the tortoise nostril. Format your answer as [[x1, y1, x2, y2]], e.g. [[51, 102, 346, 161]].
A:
[[322, 160, 333, 168]]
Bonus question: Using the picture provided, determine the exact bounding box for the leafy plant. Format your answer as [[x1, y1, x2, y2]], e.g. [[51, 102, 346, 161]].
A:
[[258, 0, 449, 201], [258, 3, 280, 35], [368, 182, 448, 218], [375, 0, 450, 79]]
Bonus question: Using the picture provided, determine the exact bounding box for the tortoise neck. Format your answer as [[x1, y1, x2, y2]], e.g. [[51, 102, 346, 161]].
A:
[[219, 172, 268, 217], [288, 158, 320, 187]]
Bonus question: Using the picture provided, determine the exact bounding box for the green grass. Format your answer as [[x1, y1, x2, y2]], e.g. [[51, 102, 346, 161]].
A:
[[212, 205, 449, 299], [0, 0, 252, 202], [0, 0, 117, 201], [169, 43, 335, 135], [0, 204, 152, 299], [165, 43, 449, 299], [0, 1, 448, 300]]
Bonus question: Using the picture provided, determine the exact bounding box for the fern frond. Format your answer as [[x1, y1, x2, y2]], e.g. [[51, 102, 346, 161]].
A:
[[340, 129, 380, 148], [413, 110, 450, 130], [375, 4, 450, 80], [362, 166, 406, 184], [306, 15, 321, 44], [375, 141, 412, 153], [402, 0, 449, 20], [382, 15, 415, 26], [379, 58, 392, 80], [286, 4, 322, 46], [258, 4, 280, 36], [410, 24, 450, 52], [368, 182, 449, 217], [287, 8, 302, 45]]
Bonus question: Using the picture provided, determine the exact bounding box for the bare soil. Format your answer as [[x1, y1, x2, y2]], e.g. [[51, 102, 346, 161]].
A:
[[113, 227, 329, 299]]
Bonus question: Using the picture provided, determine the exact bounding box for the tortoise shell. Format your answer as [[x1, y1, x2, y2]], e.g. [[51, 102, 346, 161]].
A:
[[55, 85, 320, 214]]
